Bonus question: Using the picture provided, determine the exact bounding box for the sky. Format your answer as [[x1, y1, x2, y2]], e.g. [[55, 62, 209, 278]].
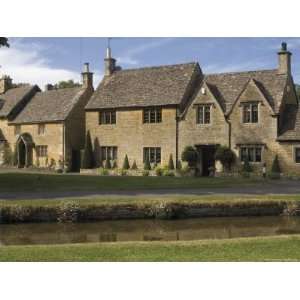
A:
[[1, 37, 300, 89]]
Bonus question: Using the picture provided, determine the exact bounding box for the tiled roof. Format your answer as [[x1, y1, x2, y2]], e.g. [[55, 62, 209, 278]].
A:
[[12, 87, 85, 124], [277, 104, 300, 141], [86, 62, 199, 109], [204, 69, 288, 114], [0, 85, 36, 118]]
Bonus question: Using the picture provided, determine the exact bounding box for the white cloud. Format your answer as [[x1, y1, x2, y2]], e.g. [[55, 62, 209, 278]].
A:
[[0, 39, 83, 89]]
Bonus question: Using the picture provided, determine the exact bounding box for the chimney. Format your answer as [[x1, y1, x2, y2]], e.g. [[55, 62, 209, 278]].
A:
[[0, 75, 12, 94], [104, 46, 116, 76], [44, 84, 54, 91], [278, 42, 292, 75], [81, 62, 93, 89]]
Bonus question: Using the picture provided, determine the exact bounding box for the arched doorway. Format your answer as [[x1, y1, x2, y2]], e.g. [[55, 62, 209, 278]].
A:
[[16, 133, 34, 168]]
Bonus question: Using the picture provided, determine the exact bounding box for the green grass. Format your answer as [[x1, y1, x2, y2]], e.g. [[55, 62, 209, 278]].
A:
[[1, 235, 300, 261], [0, 173, 261, 193]]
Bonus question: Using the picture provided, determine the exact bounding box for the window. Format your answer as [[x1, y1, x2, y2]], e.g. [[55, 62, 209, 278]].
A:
[[243, 103, 258, 123], [143, 147, 161, 163], [100, 146, 118, 161], [14, 125, 21, 136], [196, 105, 211, 124], [295, 148, 300, 163], [36, 145, 48, 157], [143, 108, 162, 123], [38, 124, 46, 135], [99, 110, 116, 124], [240, 146, 262, 162]]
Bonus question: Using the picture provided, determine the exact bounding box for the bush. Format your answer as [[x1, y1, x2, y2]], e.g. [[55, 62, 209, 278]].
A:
[[120, 169, 127, 176], [271, 155, 281, 174], [81, 131, 94, 169], [215, 145, 235, 171], [242, 156, 252, 173], [104, 159, 111, 169], [155, 167, 163, 176], [131, 160, 138, 170], [144, 156, 151, 170], [168, 154, 175, 170], [181, 146, 198, 167], [177, 160, 182, 170], [99, 168, 109, 176], [122, 154, 130, 170], [112, 160, 117, 169], [142, 170, 150, 176], [2, 145, 13, 165], [163, 170, 175, 177]]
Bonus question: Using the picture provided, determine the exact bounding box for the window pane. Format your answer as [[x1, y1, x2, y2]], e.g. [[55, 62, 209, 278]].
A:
[[243, 105, 251, 123], [255, 147, 261, 162], [111, 111, 116, 124], [156, 148, 161, 163], [241, 147, 247, 162], [295, 148, 300, 163], [105, 112, 110, 124], [248, 148, 255, 162], [144, 109, 150, 123], [197, 106, 204, 124], [150, 148, 155, 162], [252, 104, 258, 123], [113, 147, 117, 160], [143, 148, 149, 162], [150, 109, 156, 123], [204, 106, 210, 124], [156, 108, 162, 123]]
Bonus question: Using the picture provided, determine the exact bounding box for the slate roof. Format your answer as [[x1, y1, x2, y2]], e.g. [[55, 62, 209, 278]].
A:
[[0, 85, 36, 118], [12, 87, 85, 124], [277, 104, 300, 141], [203, 69, 288, 114], [86, 62, 199, 110]]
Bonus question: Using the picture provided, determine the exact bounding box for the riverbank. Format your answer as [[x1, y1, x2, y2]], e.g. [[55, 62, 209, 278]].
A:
[[1, 194, 300, 223], [1, 234, 300, 261]]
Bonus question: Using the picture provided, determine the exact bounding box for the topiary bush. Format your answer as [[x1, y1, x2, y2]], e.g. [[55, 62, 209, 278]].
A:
[[99, 168, 109, 176], [271, 155, 281, 173], [163, 169, 175, 177], [144, 156, 151, 170], [122, 154, 130, 170], [131, 160, 138, 170], [81, 131, 94, 169], [104, 159, 111, 169], [181, 146, 198, 167], [155, 166, 163, 176], [168, 154, 175, 170], [2, 145, 13, 165], [215, 145, 235, 171], [142, 170, 150, 176], [112, 160, 117, 169]]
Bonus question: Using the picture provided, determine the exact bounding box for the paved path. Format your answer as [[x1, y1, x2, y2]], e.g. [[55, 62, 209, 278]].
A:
[[1, 180, 300, 200]]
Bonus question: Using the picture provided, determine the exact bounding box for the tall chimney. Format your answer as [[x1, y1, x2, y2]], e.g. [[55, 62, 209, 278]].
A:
[[104, 46, 116, 76], [0, 75, 12, 94], [81, 62, 93, 89], [278, 42, 292, 75]]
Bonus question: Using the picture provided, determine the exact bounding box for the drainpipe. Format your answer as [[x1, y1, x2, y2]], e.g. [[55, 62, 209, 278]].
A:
[[175, 108, 179, 169], [225, 115, 231, 148], [62, 123, 65, 168]]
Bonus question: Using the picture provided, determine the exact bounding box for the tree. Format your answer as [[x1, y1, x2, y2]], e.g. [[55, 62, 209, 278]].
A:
[[81, 131, 94, 169], [181, 146, 198, 167], [168, 154, 175, 170], [144, 156, 151, 170], [271, 155, 281, 173], [122, 154, 130, 170], [131, 160, 138, 170], [0, 38, 9, 48], [215, 145, 236, 171], [54, 80, 80, 89]]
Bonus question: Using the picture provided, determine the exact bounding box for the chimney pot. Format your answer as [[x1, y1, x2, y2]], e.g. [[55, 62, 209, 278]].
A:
[[81, 63, 93, 89], [0, 75, 12, 94], [83, 62, 89, 73], [277, 42, 292, 75]]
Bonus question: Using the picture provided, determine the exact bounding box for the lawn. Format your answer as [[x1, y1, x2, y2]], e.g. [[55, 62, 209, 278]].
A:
[[1, 235, 300, 261], [0, 172, 261, 193]]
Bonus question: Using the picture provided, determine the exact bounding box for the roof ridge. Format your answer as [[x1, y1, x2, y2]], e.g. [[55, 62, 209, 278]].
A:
[[204, 69, 278, 77]]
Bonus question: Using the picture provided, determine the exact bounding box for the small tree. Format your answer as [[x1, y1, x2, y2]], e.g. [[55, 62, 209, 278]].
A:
[[112, 160, 117, 169], [131, 160, 138, 170], [215, 145, 236, 171], [168, 154, 175, 170], [181, 146, 198, 167], [122, 154, 130, 170], [81, 131, 94, 169], [271, 155, 281, 173], [144, 156, 151, 170], [104, 159, 111, 169], [2, 145, 12, 165], [242, 156, 253, 173]]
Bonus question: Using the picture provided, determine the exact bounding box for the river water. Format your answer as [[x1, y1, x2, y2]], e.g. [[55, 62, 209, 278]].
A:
[[1, 216, 300, 246]]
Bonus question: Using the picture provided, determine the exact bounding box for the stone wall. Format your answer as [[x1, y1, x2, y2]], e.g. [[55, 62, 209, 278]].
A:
[[86, 107, 177, 169]]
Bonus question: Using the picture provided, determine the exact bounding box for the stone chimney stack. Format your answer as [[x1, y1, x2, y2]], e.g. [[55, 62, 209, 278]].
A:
[[81, 62, 93, 89], [0, 75, 12, 94], [104, 46, 116, 76], [278, 42, 292, 75]]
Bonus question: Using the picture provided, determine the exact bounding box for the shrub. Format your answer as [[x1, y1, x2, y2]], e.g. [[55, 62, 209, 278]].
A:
[[2, 145, 13, 165], [271, 155, 281, 174], [99, 168, 109, 176], [155, 167, 163, 176], [168, 154, 175, 170], [120, 169, 127, 176], [242, 156, 252, 173], [215, 145, 235, 171], [144, 156, 151, 170], [163, 170, 175, 177], [122, 154, 130, 170], [131, 160, 138, 170], [112, 160, 117, 169], [81, 131, 94, 169], [104, 159, 111, 169], [142, 170, 150, 176], [177, 160, 182, 170], [181, 146, 198, 167]]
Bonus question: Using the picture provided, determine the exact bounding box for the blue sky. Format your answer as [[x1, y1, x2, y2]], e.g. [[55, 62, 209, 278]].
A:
[[1, 37, 300, 88]]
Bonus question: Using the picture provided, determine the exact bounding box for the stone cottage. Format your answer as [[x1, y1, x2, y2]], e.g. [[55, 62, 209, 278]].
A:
[[86, 43, 300, 175], [0, 63, 94, 171]]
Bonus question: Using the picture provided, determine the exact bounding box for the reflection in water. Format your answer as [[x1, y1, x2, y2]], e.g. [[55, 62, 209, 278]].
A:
[[0, 216, 300, 246]]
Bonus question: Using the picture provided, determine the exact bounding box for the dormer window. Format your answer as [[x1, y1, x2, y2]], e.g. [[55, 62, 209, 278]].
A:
[[243, 103, 258, 123], [196, 104, 211, 124], [99, 110, 116, 125], [143, 107, 162, 123]]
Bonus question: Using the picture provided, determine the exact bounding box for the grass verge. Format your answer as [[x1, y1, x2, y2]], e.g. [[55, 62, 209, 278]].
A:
[[1, 235, 300, 261]]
